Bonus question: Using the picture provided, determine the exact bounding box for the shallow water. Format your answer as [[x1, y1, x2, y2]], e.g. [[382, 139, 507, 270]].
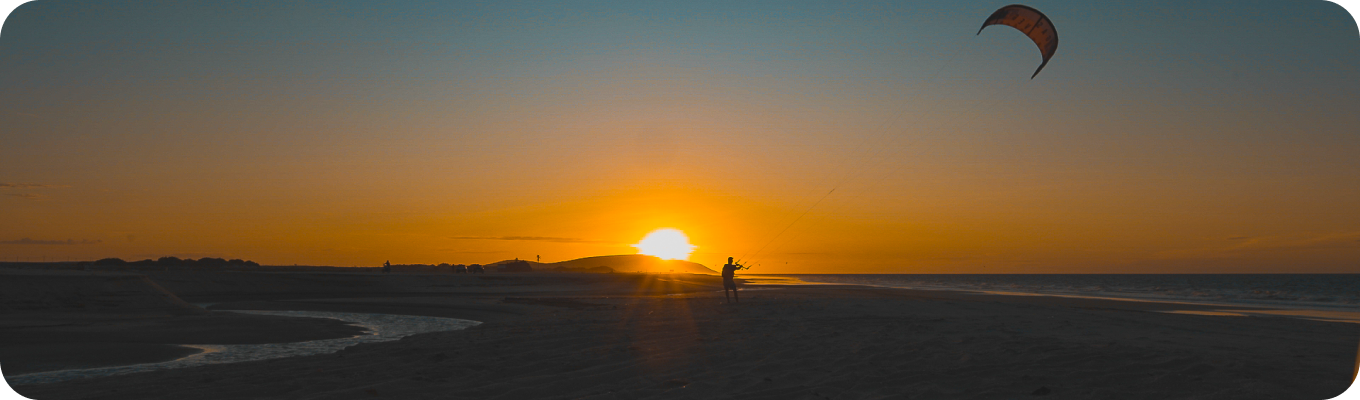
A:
[[762, 274, 1360, 323], [5, 310, 480, 386]]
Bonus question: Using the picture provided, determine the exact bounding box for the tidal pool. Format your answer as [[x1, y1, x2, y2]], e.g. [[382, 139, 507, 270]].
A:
[[6, 310, 481, 386]]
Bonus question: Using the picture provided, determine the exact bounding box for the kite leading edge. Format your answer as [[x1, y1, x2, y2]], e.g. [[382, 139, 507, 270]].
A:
[[978, 4, 1059, 79]]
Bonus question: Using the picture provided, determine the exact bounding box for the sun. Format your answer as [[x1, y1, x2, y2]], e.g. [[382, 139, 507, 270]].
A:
[[632, 228, 697, 261]]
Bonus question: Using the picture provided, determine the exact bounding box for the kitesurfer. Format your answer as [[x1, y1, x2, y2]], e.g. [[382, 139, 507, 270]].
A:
[[723, 257, 748, 303]]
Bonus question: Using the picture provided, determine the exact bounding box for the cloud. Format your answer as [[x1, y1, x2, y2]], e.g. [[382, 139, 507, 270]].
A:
[[446, 236, 609, 244], [437, 249, 510, 254], [1153, 232, 1360, 260], [131, 253, 223, 260], [5, 193, 42, 199], [0, 238, 102, 245], [1220, 232, 1360, 252], [0, 183, 67, 189]]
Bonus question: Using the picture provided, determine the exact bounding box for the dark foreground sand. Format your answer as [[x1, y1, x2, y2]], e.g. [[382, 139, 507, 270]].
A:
[[5, 270, 1358, 400], [0, 271, 369, 376]]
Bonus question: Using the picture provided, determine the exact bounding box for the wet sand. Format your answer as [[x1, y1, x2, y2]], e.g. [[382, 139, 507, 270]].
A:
[[0, 271, 370, 375], [5, 270, 1359, 399], [0, 311, 367, 376]]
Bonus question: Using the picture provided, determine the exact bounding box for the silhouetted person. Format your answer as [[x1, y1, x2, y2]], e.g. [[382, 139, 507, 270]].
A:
[[722, 257, 747, 303], [383, 260, 391, 274]]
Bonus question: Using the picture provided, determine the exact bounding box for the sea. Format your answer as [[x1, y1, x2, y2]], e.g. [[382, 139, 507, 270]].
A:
[[750, 274, 1360, 323]]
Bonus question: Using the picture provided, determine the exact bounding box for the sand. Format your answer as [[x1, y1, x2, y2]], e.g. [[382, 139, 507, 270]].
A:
[[0, 271, 370, 375], [4, 270, 1358, 399]]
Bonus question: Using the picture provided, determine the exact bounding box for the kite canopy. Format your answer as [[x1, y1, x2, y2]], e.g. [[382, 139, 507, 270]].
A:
[[978, 4, 1058, 79]]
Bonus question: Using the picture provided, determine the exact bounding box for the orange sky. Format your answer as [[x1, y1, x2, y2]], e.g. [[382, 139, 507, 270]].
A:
[[2, 1, 1358, 273]]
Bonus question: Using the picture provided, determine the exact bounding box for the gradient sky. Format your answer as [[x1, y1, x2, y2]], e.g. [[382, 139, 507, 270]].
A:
[[2, 0, 1357, 273]]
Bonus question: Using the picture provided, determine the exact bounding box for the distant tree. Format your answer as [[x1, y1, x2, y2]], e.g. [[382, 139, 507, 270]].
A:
[[198, 257, 228, 266], [438, 263, 451, 268], [244, 260, 260, 267], [228, 259, 245, 264], [93, 258, 126, 265], [157, 256, 182, 264]]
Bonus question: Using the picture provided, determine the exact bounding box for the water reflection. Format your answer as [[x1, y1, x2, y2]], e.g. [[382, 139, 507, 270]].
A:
[[6, 310, 480, 385]]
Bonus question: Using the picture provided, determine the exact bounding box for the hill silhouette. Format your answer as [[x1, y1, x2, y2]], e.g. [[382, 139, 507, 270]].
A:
[[554, 255, 716, 274], [487, 255, 716, 274]]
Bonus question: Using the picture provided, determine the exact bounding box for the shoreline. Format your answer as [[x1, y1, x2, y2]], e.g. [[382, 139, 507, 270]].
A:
[[746, 274, 1360, 324]]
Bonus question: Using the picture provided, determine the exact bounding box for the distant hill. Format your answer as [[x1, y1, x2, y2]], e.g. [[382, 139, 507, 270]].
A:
[[485, 255, 716, 274], [550, 255, 716, 274]]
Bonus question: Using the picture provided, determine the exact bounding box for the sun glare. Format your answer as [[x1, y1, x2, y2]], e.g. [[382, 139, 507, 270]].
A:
[[632, 229, 697, 261]]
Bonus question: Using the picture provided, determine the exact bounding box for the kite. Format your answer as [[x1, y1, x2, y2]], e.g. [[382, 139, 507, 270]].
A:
[[978, 4, 1059, 78]]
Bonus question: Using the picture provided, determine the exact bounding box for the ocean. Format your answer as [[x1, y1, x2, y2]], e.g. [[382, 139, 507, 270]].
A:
[[754, 274, 1360, 323]]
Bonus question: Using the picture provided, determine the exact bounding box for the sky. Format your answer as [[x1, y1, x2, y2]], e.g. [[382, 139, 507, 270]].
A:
[[1, 0, 1357, 273]]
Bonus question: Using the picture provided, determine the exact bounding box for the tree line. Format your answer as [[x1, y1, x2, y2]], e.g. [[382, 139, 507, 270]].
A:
[[92, 257, 261, 268]]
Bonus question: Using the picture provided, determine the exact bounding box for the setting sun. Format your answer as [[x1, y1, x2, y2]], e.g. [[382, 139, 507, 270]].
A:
[[632, 229, 698, 261]]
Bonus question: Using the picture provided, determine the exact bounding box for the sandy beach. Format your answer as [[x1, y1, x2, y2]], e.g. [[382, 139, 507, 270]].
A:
[[3, 269, 1357, 400]]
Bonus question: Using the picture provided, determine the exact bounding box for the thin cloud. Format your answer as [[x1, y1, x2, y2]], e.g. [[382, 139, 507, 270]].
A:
[[438, 249, 510, 254], [447, 236, 610, 244], [1, 238, 102, 245], [0, 183, 67, 189], [1154, 232, 1360, 260], [1222, 232, 1360, 252], [5, 193, 42, 199], [131, 253, 223, 260]]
